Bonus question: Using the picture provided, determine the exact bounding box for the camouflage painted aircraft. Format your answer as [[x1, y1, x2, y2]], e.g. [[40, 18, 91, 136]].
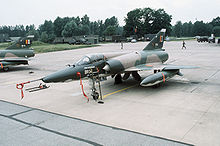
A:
[[0, 36, 35, 71], [17, 29, 197, 100], [41, 29, 197, 84]]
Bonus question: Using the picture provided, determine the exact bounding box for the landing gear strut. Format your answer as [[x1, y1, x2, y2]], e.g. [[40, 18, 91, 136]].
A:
[[85, 66, 104, 104], [131, 71, 141, 81]]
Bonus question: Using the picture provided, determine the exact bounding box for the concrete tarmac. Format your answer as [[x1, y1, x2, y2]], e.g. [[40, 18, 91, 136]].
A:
[[1, 41, 220, 145], [0, 100, 191, 146]]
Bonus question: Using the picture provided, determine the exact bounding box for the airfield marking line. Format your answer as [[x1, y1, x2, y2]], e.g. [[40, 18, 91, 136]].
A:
[[103, 85, 137, 99]]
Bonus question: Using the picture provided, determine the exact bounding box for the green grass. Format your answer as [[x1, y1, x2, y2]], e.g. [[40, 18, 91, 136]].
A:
[[0, 41, 99, 53], [33, 43, 99, 53], [167, 37, 196, 41], [0, 42, 11, 50], [32, 41, 48, 46]]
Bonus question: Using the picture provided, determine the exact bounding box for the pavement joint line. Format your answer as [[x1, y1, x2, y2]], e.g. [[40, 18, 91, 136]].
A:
[[190, 69, 220, 93], [9, 109, 34, 117], [0, 100, 193, 146], [208, 69, 220, 79], [181, 100, 216, 141], [103, 84, 137, 99], [0, 113, 103, 146]]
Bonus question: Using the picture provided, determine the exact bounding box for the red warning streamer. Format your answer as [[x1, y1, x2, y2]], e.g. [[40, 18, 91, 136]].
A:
[[16, 81, 30, 99], [161, 73, 165, 83], [0, 63, 3, 69], [77, 72, 89, 102]]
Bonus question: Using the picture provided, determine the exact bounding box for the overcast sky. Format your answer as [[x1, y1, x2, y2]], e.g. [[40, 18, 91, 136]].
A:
[[0, 0, 219, 27]]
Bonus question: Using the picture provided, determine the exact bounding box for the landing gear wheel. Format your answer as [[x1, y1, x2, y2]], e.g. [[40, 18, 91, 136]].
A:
[[92, 91, 99, 100], [115, 74, 122, 84], [3, 67, 9, 72]]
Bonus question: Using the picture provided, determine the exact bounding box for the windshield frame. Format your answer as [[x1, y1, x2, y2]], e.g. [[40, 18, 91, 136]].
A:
[[75, 56, 91, 66]]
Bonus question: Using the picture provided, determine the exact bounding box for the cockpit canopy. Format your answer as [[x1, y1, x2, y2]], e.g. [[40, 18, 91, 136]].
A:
[[75, 54, 105, 66]]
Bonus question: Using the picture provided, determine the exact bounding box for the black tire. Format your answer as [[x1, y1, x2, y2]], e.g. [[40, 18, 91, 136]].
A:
[[115, 74, 122, 84], [92, 92, 99, 100], [3, 67, 9, 72]]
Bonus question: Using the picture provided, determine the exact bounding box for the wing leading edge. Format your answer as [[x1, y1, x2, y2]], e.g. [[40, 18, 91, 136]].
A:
[[125, 63, 198, 72]]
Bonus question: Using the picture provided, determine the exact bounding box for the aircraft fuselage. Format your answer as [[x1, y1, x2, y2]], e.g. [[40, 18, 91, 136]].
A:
[[0, 49, 35, 58], [42, 50, 168, 83]]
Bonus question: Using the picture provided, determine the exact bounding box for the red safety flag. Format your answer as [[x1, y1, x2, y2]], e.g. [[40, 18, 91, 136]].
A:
[[77, 72, 89, 102], [16, 81, 30, 99], [161, 73, 165, 83]]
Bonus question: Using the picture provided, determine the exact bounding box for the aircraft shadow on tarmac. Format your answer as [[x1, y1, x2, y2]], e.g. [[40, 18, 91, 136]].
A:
[[0, 64, 49, 72], [100, 76, 201, 98], [0, 66, 29, 72]]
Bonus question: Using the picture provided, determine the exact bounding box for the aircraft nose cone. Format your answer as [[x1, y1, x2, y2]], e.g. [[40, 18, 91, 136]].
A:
[[42, 66, 82, 83], [28, 49, 35, 57]]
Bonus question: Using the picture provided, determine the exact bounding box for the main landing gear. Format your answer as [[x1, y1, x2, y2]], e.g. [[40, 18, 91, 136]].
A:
[[114, 74, 122, 84], [2, 67, 9, 72], [114, 71, 142, 84]]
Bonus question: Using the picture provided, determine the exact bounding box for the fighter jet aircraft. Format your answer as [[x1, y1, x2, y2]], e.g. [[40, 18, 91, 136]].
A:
[[17, 29, 197, 100], [41, 29, 196, 84], [0, 36, 35, 71]]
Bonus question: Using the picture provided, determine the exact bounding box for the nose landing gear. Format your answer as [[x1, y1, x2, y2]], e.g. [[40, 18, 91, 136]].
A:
[[85, 66, 104, 104]]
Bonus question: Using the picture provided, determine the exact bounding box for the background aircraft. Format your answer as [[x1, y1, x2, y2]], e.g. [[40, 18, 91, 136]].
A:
[[0, 36, 35, 71], [17, 29, 197, 100]]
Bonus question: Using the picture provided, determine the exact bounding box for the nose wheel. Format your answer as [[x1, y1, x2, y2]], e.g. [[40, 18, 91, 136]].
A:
[[91, 89, 99, 100]]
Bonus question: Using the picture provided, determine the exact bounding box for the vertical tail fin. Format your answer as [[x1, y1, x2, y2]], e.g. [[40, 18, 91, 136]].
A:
[[143, 29, 166, 51], [6, 35, 34, 50]]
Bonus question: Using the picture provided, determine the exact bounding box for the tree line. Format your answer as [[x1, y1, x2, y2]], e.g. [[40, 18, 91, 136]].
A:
[[39, 15, 123, 43], [172, 17, 220, 37], [0, 25, 36, 38], [0, 7, 220, 43], [0, 15, 122, 43], [124, 8, 172, 37]]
